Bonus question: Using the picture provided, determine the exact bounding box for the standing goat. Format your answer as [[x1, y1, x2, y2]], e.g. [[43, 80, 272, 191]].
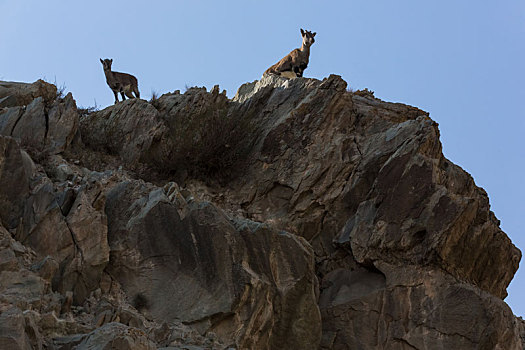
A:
[[100, 58, 140, 104], [264, 29, 316, 79]]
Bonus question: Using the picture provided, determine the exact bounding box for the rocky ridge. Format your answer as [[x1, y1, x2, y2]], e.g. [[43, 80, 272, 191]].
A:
[[0, 76, 522, 349]]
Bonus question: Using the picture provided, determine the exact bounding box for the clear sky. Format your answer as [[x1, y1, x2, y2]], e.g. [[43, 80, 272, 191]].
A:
[[1, 1, 524, 315]]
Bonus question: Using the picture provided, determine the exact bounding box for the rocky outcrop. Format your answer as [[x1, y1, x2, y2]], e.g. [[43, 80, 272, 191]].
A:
[[222, 75, 520, 296], [227, 76, 522, 348], [0, 80, 57, 108], [0, 76, 522, 349], [0, 80, 78, 155], [79, 98, 164, 164]]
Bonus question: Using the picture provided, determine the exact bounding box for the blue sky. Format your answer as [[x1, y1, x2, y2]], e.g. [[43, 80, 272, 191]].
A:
[[1, 1, 524, 315]]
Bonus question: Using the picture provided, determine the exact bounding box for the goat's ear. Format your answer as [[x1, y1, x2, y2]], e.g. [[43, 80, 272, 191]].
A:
[[100, 58, 104, 64], [312, 32, 316, 37], [110, 59, 113, 63], [300, 28, 305, 36]]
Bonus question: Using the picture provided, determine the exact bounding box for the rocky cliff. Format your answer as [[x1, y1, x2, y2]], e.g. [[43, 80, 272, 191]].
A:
[[0, 76, 522, 349]]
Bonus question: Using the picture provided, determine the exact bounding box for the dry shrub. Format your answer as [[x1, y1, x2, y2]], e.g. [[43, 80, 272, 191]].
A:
[[354, 88, 375, 98], [163, 108, 257, 180], [149, 90, 161, 109], [77, 103, 99, 118]]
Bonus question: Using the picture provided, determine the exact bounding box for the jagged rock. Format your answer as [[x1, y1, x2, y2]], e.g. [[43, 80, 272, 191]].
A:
[[0, 84, 78, 155], [14, 167, 109, 304], [79, 98, 166, 164], [0, 247, 19, 272], [0, 308, 37, 350], [0, 76, 522, 349], [77, 322, 156, 350], [80, 85, 250, 180], [0, 80, 57, 108], [0, 106, 25, 137], [17, 178, 75, 261], [31, 256, 59, 282], [61, 185, 109, 304], [320, 264, 522, 349], [38, 311, 92, 339], [217, 74, 521, 294], [0, 136, 31, 230], [11, 97, 47, 151], [75, 74, 524, 348], [519, 318, 525, 345], [224, 75, 522, 347], [0, 269, 49, 310], [104, 180, 321, 349], [45, 93, 79, 153]]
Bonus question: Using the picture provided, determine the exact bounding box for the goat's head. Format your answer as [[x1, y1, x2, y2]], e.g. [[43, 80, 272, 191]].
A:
[[100, 58, 113, 71], [300, 29, 316, 47]]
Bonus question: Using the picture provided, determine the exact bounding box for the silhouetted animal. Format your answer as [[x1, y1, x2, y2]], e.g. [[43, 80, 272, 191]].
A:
[[100, 58, 140, 104], [265, 29, 316, 79]]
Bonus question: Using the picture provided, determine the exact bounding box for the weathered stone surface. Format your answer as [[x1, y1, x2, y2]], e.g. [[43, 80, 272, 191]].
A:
[[75, 322, 156, 350], [104, 180, 321, 349], [0, 136, 31, 230], [0, 308, 35, 350], [224, 74, 520, 298], [0, 80, 57, 108], [0, 82, 78, 155], [320, 264, 522, 349], [0, 206, 203, 350], [18, 178, 75, 262], [223, 75, 522, 347], [80, 98, 166, 164], [0, 106, 24, 137], [46, 93, 79, 153], [14, 166, 110, 305], [60, 184, 109, 304], [11, 97, 47, 151], [0, 226, 52, 312]]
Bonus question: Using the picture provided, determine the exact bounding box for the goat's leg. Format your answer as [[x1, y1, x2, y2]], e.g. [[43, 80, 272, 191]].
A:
[[113, 90, 119, 104], [125, 88, 134, 99], [121, 91, 126, 101]]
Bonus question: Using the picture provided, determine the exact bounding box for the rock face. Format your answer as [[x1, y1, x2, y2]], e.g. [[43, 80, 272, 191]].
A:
[[224, 76, 522, 349], [0, 80, 57, 108], [0, 76, 522, 349], [0, 80, 79, 155], [79, 98, 164, 164], [104, 180, 320, 349]]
